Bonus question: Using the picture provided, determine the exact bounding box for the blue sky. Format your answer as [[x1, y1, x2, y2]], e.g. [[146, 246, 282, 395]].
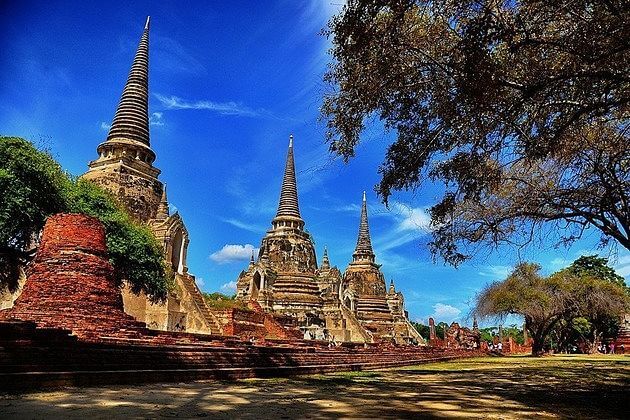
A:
[[1, 1, 628, 327]]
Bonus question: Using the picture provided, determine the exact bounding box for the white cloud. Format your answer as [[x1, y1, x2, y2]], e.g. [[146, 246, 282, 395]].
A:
[[100, 121, 111, 131], [370, 202, 432, 253], [149, 112, 164, 126], [220, 281, 237, 294], [430, 303, 461, 323], [195, 277, 205, 288], [392, 202, 432, 233], [154, 93, 264, 117], [209, 244, 259, 264], [478, 265, 512, 280]]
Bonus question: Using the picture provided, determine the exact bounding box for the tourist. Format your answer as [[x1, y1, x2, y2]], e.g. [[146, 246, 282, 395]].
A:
[[610, 343, 615, 354], [497, 342, 503, 353], [620, 344, 625, 354]]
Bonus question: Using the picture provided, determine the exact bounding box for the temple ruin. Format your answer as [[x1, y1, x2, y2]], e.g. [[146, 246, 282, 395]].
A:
[[236, 138, 424, 344], [81, 17, 220, 335]]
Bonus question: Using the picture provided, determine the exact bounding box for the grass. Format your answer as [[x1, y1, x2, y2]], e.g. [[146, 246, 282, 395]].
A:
[[3, 355, 628, 419]]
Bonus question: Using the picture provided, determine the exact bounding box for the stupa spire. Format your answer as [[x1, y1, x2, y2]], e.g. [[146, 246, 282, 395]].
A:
[[272, 135, 303, 229], [352, 191, 375, 263], [155, 184, 169, 220], [321, 246, 330, 270], [105, 16, 152, 149]]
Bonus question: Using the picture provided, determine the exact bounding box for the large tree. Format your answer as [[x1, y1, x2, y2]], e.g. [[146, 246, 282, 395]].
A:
[[0, 137, 69, 291], [474, 261, 629, 355], [323, 0, 630, 265], [555, 255, 629, 352], [0, 136, 171, 301]]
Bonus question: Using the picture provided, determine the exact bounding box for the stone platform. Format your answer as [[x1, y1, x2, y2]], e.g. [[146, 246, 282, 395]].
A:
[[0, 319, 483, 390], [0, 214, 484, 390]]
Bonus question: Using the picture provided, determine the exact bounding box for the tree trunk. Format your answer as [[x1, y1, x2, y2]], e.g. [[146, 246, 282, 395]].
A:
[[531, 338, 545, 356], [587, 329, 601, 354]]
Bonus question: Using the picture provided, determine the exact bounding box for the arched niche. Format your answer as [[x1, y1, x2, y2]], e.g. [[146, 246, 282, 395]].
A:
[[170, 228, 184, 274], [251, 271, 262, 300]]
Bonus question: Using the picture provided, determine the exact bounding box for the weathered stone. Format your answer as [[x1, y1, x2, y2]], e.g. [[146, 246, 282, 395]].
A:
[[0, 214, 145, 339], [81, 18, 218, 335], [236, 139, 424, 345]]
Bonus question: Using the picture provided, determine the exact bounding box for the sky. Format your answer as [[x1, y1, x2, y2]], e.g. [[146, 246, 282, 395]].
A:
[[1, 0, 628, 327]]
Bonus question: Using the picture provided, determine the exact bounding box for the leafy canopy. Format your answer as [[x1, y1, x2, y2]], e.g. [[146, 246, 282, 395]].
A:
[[474, 259, 629, 354], [0, 136, 171, 301], [0, 137, 69, 290], [66, 179, 172, 301], [324, 0, 629, 265]]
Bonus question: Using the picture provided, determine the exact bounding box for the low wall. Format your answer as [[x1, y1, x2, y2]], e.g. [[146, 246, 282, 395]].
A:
[[0, 319, 485, 390]]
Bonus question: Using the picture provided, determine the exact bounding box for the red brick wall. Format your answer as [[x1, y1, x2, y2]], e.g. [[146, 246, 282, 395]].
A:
[[0, 213, 145, 339]]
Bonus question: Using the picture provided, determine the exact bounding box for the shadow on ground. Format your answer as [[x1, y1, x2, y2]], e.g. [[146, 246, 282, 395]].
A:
[[1, 355, 628, 419]]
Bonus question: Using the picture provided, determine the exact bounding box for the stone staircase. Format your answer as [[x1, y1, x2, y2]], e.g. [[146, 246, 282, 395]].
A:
[[178, 274, 223, 334], [340, 303, 374, 343]]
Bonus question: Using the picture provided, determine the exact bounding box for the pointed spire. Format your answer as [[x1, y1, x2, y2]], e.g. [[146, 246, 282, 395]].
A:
[[272, 135, 303, 229], [352, 191, 375, 263], [155, 184, 169, 220], [321, 246, 330, 270], [105, 17, 152, 148], [473, 317, 479, 332], [389, 279, 395, 293], [249, 250, 255, 267]]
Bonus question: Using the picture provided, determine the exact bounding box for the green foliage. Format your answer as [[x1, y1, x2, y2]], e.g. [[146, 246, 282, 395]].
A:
[[0, 137, 69, 291], [479, 326, 524, 345], [202, 292, 248, 310], [412, 322, 429, 338], [565, 255, 627, 291], [65, 178, 172, 302], [324, 1, 630, 263], [0, 136, 171, 301], [478, 327, 495, 344], [475, 260, 630, 354], [412, 321, 446, 339]]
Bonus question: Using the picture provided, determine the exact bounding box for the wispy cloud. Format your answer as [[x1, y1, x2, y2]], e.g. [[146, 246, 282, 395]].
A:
[[100, 121, 111, 131], [149, 112, 164, 126], [478, 265, 512, 280], [153, 35, 207, 75], [223, 218, 266, 234], [391, 202, 432, 233], [371, 202, 432, 253], [154, 93, 266, 117], [209, 244, 259, 264]]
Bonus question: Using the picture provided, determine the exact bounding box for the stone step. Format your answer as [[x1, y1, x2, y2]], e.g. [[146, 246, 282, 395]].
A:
[[0, 355, 464, 391]]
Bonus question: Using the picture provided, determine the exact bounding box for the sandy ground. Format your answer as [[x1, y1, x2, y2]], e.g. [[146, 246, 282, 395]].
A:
[[1, 355, 628, 419]]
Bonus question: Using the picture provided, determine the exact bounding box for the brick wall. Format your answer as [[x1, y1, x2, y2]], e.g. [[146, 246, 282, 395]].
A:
[[0, 213, 145, 340]]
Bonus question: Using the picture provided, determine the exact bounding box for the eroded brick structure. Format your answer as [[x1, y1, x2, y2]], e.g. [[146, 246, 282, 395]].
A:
[[81, 17, 220, 335], [0, 214, 144, 339]]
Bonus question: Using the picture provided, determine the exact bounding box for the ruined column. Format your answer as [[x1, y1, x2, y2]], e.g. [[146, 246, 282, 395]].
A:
[[429, 317, 436, 341]]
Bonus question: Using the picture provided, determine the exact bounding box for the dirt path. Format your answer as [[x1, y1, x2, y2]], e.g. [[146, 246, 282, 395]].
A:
[[1, 355, 628, 419]]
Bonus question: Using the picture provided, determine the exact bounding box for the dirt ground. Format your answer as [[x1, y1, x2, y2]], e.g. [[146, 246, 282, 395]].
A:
[[1, 355, 628, 419]]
